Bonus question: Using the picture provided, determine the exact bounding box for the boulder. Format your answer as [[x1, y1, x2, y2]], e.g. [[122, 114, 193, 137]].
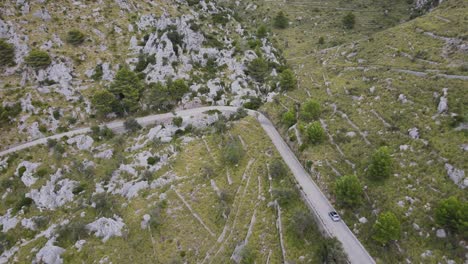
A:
[[436, 229, 446, 238], [86, 215, 125, 242]]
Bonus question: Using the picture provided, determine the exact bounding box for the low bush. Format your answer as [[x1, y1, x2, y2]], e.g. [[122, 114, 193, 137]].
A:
[[0, 39, 15, 66], [25, 50, 51, 68], [66, 29, 86, 46], [124, 118, 142, 132]]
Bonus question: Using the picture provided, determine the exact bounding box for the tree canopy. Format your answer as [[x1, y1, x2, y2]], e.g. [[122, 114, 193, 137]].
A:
[[273, 11, 289, 29], [334, 175, 363, 208], [435, 196, 468, 235], [367, 146, 392, 180], [109, 67, 144, 114], [300, 100, 321, 121], [279, 69, 297, 91], [305, 121, 325, 144], [372, 211, 401, 245]]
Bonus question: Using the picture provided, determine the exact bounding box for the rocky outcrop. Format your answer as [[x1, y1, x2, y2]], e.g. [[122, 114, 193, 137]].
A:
[[86, 216, 125, 242]]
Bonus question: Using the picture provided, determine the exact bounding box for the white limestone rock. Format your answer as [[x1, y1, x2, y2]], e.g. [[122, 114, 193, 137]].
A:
[[15, 161, 40, 187], [444, 163, 466, 189], [408, 127, 419, 139], [94, 149, 113, 159], [33, 8, 52, 21], [27, 169, 78, 210], [141, 214, 150, 229], [34, 238, 65, 264], [67, 135, 94, 151], [437, 97, 448, 114], [436, 229, 446, 238], [358, 217, 368, 224], [74, 240, 86, 252], [86, 215, 125, 242], [0, 209, 18, 233], [21, 218, 36, 230]]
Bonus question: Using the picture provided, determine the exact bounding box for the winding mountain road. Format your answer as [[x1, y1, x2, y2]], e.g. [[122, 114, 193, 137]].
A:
[[0, 106, 375, 264]]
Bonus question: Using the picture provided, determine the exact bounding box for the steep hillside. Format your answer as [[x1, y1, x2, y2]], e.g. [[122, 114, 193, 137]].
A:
[[239, 0, 467, 263], [0, 0, 285, 147]]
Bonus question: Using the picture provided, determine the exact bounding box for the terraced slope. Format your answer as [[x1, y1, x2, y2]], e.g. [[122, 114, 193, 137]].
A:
[[239, 0, 467, 262]]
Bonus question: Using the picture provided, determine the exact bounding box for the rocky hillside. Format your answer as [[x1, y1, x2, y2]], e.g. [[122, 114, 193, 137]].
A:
[[0, 0, 286, 147], [248, 0, 467, 262]]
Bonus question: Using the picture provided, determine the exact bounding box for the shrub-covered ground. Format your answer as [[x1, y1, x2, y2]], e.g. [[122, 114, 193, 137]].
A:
[[0, 115, 328, 263], [235, 0, 467, 263]]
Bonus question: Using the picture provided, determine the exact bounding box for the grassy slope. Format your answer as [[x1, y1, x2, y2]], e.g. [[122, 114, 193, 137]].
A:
[[0, 116, 323, 263], [243, 0, 467, 262]]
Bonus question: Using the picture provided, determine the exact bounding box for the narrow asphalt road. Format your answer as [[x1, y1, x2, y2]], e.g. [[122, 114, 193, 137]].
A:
[[0, 106, 375, 264]]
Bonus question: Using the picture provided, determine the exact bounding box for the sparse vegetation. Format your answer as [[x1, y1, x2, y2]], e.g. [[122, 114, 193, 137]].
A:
[[0, 39, 15, 67], [279, 69, 297, 91], [25, 50, 51, 68], [273, 11, 289, 29], [66, 29, 86, 46], [304, 121, 325, 145], [124, 118, 142, 132], [367, 146, 392, 181], [342, 12, 356, 29], [372, 212, 401, 245]]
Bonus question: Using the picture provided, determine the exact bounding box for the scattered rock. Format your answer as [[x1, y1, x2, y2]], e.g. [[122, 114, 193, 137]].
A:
[[445, 163, 466, 189], [67, 135, 94, 151], [86, 215, 125, 242], [27, 169, 78, 210], [408, 127, 419, 139], [34, 238, 65, 264], [436, 229, 446, 238]]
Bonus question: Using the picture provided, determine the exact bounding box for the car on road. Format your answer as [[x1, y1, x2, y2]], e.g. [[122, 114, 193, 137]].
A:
[[329, 211, 341, 222]]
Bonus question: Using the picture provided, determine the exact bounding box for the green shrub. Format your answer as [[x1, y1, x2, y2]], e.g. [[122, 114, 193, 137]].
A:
[[257, 25, 268, 38], [14, 197, 33, 213], [270, 158, 287, 179], [17, 166, 26, 177], [279, 69, 297, 91], [318, 36, 325, 45], [222, 139, 244, 165], [173, 117, 183, 127], [367, 146, 392, 180], [109, 67, 144, 114], [334, 175, 363, 207], [282, 109, 296, 128], [342, 12, 356, 29], [92, 193, 118, 217], [25, 50, 51, 68], [147, 156, 160, 165], [317, 237, 348, 264], [66, 29, 86, 46], [288, 210, 315, 239], [243, 96, 262, 110], [246, 57, 269, 82], [272, 188, 294, 206], [435, 196, 467, 235], [0, 103, 21, 124], [372, 211, 401, 245], [56, 220, 88, 248], [273, 11, 289, 29], [167, 79, 189, 100], [304, 121, 325, 144], [91, 64, 103, 81], [300, 100, 321, 121], [92, 90, 117, 118], [0, 39, 15, 67], [124, 118, 142, 132]]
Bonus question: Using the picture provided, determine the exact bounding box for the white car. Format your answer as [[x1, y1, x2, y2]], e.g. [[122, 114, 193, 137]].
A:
[[328, 211, 341, 222]]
